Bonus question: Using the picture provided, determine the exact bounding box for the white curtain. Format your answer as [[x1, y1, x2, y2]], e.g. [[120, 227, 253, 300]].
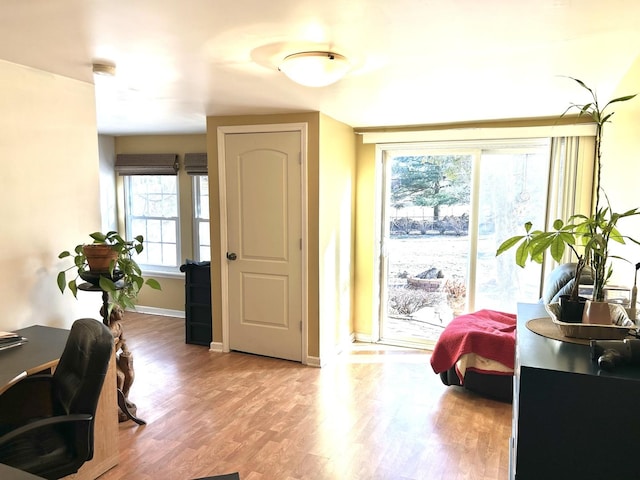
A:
[[546, 135, 596, 266]]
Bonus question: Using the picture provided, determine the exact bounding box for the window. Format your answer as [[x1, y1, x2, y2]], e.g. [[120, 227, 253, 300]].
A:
[[193, 175, 210, 261], [124, 175, 179, 271]]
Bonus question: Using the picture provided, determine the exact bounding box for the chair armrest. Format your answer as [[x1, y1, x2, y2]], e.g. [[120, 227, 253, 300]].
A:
[[0, 413, 93, 448]]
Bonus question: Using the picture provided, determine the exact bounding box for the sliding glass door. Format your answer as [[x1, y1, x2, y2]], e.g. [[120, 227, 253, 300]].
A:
[[379, 139, 551, 347]]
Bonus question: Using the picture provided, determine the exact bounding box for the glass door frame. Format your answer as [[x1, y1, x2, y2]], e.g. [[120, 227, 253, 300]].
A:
[[374, 138, 552, 347], [375, 143, 482, 348]]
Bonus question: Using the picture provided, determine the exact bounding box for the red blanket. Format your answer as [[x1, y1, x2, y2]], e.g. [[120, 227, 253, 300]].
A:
[[430, 309, 516, 374]]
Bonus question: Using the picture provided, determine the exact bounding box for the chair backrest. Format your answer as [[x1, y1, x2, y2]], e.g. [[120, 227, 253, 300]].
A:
[[53, 318, 113, 417]]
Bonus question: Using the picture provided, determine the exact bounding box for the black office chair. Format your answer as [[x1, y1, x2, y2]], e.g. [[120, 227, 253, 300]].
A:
[[0, 318, 113, 479]]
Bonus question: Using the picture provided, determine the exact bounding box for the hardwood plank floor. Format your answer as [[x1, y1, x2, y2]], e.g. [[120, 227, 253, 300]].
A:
[[97, 313, 512, 480]]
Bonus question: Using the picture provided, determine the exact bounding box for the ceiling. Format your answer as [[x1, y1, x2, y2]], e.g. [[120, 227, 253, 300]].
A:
[[2, 0, 639, 136]]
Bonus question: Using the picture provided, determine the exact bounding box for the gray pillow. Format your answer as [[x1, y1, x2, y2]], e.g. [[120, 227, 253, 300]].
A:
[[540, 263, 593, 304]]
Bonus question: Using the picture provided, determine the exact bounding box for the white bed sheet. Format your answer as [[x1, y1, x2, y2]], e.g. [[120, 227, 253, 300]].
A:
[[455, 352, 513, 383]]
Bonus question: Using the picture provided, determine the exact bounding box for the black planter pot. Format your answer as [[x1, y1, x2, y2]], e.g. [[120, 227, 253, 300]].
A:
[[79, 270, 124, 286], [559, 294, 587, 323]]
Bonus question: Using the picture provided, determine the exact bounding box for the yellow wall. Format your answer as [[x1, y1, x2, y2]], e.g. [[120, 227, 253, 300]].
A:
[[354, 138, 378, 339], [113, 134, 207, 312], [318, 114, 357, 356], [0, 60, 102, 330], [599, 56, 640, 286]]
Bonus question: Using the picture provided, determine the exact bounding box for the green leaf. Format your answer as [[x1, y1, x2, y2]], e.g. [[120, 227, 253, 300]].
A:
[[601, 113, 614, 124], [56, 272, 66, 292], [69, 280, 78, 298], [607, 94, 637, 105], [90, 231, 107, 243], [133, 276, 144, 290], [146, 278, 162, 290], [530, 248, 544, 264], [98, 276, 117, 293], [496, 236, 524, 255], [58, 251, 71, 259], [549, 237, 566, 262], [515, 242, 530, 267], [568, 77, 591, 92]]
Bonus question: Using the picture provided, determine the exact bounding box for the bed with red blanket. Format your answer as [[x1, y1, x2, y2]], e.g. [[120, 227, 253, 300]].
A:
[[430, 309, 516, 402]]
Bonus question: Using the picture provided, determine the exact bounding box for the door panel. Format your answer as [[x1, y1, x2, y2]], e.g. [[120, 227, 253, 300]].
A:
[[224, 131, 302, 361]]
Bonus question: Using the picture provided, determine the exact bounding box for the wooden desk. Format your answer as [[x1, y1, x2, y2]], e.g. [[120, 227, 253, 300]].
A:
[[510, 303, 640, 479], [0, 325, 69, 394], [0, 325, 119, 480]]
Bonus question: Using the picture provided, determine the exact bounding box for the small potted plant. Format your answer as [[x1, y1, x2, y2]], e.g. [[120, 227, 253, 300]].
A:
[[497, 78, 639, 322], [56, 231, 161, 314]]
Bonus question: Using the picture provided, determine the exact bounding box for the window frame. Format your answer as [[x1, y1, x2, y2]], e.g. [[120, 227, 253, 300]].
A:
[[123, 175, 181, 274], [192, 174, 210, 262]]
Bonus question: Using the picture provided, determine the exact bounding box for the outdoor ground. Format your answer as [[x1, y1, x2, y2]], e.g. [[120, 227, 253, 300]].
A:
[[387, 234, 469, 283], [385, 234, 470, 345]]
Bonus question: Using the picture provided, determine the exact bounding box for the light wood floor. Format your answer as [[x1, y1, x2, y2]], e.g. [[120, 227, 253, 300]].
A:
[[97, 313, 512, 480]]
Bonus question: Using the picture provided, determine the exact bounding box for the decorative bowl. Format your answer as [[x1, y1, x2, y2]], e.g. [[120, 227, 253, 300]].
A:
[[545, 302, 636, 340]]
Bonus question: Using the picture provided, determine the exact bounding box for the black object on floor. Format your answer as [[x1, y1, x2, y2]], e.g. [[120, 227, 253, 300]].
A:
[[193, 473, 240, 480]]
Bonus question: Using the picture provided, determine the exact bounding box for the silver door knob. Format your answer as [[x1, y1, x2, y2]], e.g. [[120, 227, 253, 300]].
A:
[[226, 252, 237, 261]]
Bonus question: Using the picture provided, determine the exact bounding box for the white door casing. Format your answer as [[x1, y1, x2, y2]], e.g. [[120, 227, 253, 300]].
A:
[[217, 124, 307, 362]]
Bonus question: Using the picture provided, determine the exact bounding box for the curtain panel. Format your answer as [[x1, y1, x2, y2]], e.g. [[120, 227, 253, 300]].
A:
[[115, 153, 179, 175], [184, 153, 207, 175]]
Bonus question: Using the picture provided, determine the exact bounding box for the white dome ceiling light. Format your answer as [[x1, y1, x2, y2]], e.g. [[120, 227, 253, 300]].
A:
[[92, 62, 116, 76], [278, 51, 350, 87]]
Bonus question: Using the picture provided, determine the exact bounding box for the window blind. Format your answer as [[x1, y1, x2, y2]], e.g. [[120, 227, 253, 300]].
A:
[[184, 153, 207, 175], [115, 154, 178, 175]]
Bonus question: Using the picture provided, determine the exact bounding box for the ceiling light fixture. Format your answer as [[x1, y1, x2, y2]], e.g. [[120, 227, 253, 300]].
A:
[[92, 63, 116, 77], [278, 51, 350, 87]]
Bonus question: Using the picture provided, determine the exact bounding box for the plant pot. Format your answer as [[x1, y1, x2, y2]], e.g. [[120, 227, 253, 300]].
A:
[[582, 300, 612, 325], [559, 294, 587, 323], [79, 270, 124, 286], [83, 244, 117, 272]]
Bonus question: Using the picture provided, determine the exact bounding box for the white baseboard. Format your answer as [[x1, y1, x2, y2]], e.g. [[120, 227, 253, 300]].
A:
[[305, 355, 322, 367], [354, 332, 374, 343], [130, 305, 185, 318], [209, 341, 224, 352]]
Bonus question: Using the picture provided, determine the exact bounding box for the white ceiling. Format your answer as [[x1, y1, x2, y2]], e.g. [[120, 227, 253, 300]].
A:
[[2, 0, 639, 136]]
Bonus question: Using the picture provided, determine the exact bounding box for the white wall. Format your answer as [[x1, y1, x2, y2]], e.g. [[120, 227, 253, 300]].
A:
[[0, 59, 102, 331], [98, 135, 117, 232]]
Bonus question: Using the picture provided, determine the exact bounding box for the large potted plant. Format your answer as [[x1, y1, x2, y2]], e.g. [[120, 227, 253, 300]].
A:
[[57, 231, 161, 314], [497, 78, 639, 321]]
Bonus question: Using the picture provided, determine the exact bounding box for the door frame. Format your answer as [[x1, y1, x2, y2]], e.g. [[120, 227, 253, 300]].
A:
[[217, 123, 309, 363]]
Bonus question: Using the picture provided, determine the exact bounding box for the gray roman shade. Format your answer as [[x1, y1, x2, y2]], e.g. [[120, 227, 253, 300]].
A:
[[115, 154, 179, 175], [184, 153, 207, 175]]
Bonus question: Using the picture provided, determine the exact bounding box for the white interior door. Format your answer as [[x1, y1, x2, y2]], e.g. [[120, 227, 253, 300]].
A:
[[222, 130, 303, 361]]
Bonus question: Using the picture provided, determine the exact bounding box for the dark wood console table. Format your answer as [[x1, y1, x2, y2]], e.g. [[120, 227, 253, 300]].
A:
[[511, 303, 640, 479]]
